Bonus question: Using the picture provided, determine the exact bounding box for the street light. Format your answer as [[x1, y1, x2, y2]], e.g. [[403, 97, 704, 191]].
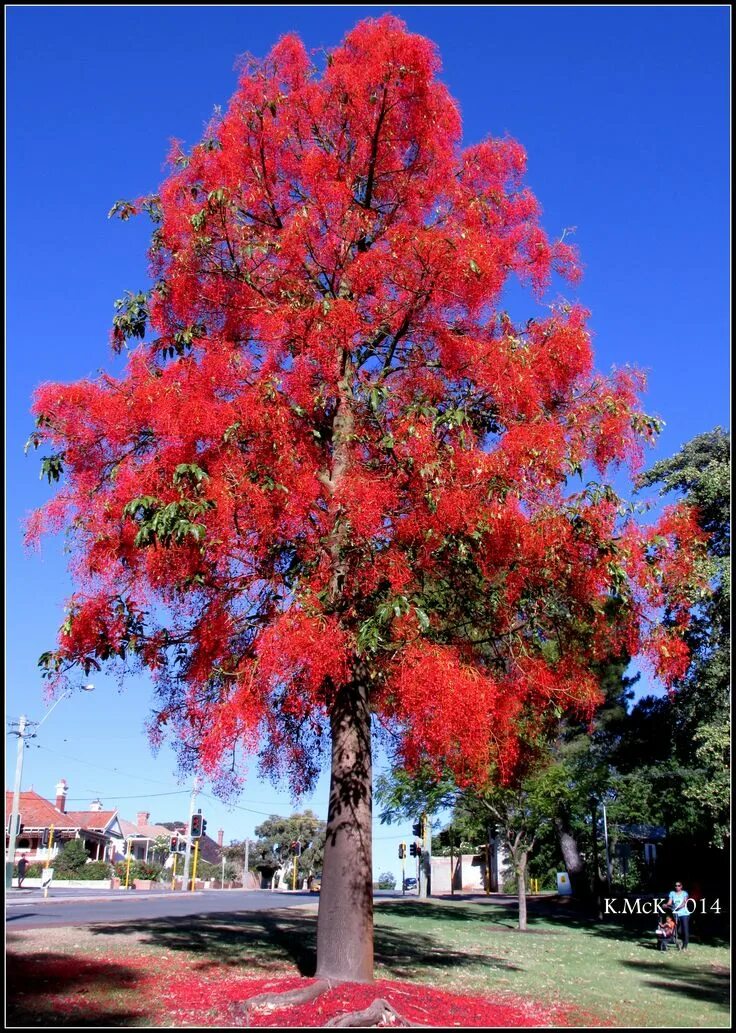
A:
[[35, 682, 95, 731], [5, 683, 95, 889]]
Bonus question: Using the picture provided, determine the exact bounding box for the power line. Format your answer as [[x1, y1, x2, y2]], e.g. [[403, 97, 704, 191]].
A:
[[32, 743, 188, 788], [64, 791, 189, 802], [29, 748, 412, 831]]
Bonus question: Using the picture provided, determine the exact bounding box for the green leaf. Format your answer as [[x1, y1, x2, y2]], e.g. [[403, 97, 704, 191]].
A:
[[369, 386, 388, 412], [40, 455, 65, 484], [415, 608, 430, 632], [173, 464, 210, 488], [223, 421, 242, 444]]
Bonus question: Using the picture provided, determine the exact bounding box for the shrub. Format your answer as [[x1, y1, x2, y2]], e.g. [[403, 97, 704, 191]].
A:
[[55, 839, 90, 874], [77, 861, 113, 880], [114, 860, 163, 882], [196, 860, 221, 880], [377, 871, 397, 890]]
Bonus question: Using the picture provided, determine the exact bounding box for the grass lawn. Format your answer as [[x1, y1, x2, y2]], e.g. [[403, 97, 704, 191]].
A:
[[372, 896, 730, 1027], [6, 895, 730, 1027]]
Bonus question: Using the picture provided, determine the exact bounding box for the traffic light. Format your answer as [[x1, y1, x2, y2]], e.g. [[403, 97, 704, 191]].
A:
[[398, 843, 406, 859], [190, 813, 203, 838], [201, 818, 208, 838], [39, 829, 49, 848], [291, 840, 302, 856], [412, 821, 422, 838], [6, 814, 22, 838], [169, 836, 179, 852], [409, 842, 420, 857]]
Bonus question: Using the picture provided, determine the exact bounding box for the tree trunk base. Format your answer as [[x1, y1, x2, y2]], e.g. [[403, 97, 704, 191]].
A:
[[230, 982, 424, 1027]]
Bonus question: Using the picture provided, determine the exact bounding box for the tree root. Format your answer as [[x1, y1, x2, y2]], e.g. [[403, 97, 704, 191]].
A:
[[230, 981, 424, 1028], [324, 998, 418, 1027], [231, 978, 332, 1024]]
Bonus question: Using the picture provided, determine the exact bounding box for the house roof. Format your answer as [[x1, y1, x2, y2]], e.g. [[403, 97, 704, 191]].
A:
[[4, 791, 117, 833], [65, 810, 118, 832], [197, 834, 223, 865], [119, 818, 175, 841]]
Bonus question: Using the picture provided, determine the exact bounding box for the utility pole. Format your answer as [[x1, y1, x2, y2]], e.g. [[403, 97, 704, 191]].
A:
[[6, 715, 28, 889], [419, 812, 431, 898], [244, 838, 250, 889], [181, 778, 200, 892], [5, 685, 94, 890]]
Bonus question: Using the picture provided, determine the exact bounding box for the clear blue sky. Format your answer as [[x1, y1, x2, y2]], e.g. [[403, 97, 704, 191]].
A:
[[6, 6, 730, 883]]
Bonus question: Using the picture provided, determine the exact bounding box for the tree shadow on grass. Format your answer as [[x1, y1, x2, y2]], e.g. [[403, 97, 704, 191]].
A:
[[87, 906, 521, 981], [421, 894, 730, 950], [6, 950, 146, 1027], [619, 957, 730, 1011]]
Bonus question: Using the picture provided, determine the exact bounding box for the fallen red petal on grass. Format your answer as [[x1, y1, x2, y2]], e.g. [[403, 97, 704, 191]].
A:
[[9, 954, 608, 1027]]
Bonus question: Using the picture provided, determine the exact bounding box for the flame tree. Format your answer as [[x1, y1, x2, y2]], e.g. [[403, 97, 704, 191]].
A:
[[27, 17, 703, 983]]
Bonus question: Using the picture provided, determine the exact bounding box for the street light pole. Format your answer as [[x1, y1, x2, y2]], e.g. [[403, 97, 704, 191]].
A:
[[5, 715, 28, 889], [181, 777, 200, 891]]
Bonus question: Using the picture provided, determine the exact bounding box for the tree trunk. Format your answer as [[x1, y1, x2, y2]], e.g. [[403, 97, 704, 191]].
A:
[[517, 850, 528, 931], [316, 677, 374, 983], [590, 803, 603, 919], [554, 815, 588, 898]]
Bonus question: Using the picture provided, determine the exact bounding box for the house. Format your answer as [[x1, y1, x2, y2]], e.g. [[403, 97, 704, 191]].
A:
[[118, 812, 184, 864], [5, 779, 124, 864], [427, 848, 511, 894]]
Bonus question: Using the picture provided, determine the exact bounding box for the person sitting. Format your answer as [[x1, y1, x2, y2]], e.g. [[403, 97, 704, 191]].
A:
[[656, 913, 677, 951]]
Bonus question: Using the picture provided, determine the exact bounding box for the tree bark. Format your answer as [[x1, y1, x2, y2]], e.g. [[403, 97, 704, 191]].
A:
[[554, 815, 588, 898], [316, 676, 374, 982], [314, 348, 375, 982], [517, 849, 528, 931]]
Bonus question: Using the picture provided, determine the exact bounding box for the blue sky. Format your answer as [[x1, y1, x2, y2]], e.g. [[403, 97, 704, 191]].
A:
[[6, 6, 730, 883]]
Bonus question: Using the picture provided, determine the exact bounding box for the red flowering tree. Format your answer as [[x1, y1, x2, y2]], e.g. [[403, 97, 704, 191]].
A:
[[27, 16, 703, 986]]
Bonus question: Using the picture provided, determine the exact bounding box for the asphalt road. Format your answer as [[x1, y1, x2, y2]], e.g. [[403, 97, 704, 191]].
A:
[[6, 888, 320, 929], [5, 887, 407, 929]]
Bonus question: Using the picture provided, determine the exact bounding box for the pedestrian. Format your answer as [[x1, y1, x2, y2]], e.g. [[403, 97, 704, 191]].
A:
[[665, 880, 691, 950], [17, 856, 28, 888]]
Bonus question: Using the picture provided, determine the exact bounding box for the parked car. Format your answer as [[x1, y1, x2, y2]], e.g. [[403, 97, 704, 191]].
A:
[[403, 877, 418, 891]]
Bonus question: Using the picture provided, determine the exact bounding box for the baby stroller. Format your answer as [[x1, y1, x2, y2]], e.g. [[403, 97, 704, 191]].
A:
[[656, 908, 681, 952]]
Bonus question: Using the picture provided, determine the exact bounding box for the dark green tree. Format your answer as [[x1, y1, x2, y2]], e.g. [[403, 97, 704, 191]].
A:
[[377, 760, 554, 929], [247, 811, 326, 886], [625, 428, 730, 848]]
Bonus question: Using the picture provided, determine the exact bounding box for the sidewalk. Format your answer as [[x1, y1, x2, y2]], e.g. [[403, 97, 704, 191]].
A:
[[6, 886, 201, 905]]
